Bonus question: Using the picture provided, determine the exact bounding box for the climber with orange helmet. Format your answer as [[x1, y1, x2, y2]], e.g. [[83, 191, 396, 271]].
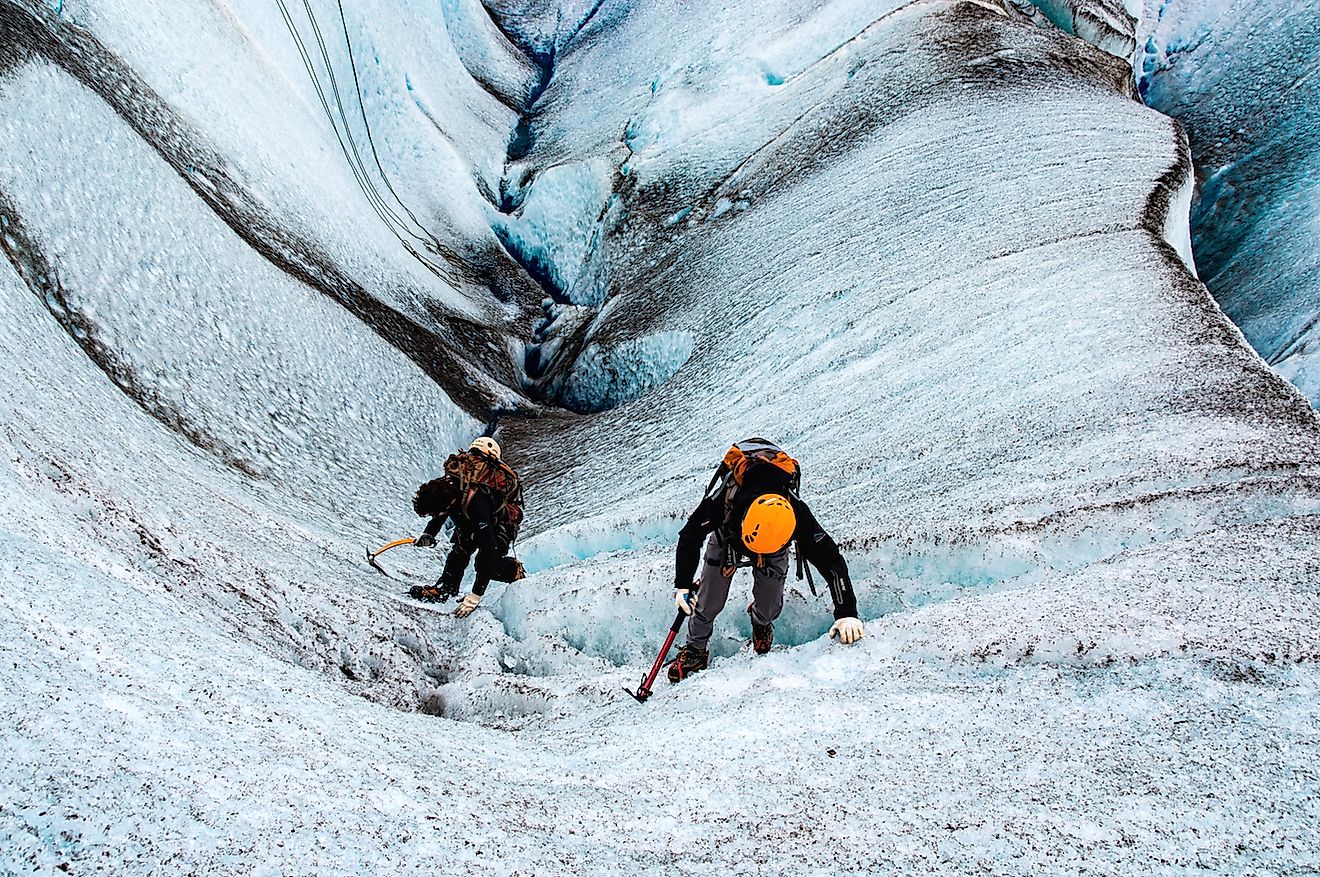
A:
[[667, 438, 863, 683]]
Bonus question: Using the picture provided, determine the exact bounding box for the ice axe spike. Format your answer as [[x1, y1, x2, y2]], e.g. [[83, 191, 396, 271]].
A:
[[366, 537, 417, 578], [627, 608, 690, 704]]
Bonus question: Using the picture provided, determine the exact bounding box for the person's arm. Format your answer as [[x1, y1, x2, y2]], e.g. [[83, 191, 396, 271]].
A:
[[674, 494, 721, 591], [415, 513, 447, 547], [794, 501, 858, 620]]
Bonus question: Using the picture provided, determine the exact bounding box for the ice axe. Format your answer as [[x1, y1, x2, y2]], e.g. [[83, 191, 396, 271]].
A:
[[366, 537, 417, 578], [627, 607, 690, 704]]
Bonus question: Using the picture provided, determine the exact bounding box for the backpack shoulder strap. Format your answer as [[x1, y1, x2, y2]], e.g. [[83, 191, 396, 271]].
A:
[[704, 460, 732, 500], [495, 462, 521, 512]]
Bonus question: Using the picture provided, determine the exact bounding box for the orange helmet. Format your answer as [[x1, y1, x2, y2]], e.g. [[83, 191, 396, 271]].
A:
[[741, 494, 796, 554]]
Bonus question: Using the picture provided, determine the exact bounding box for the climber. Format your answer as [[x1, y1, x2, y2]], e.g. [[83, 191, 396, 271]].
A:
[[667, 437, 863, 682], [409, 436, 524, 618]]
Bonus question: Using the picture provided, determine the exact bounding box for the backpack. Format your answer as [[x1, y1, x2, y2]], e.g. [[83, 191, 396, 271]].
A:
[[414, 449, 525, 547], [705, 437, 801, 501], [721, 438, 800, 492], [701, 437, 798, 564], [707, 438, 819, 594]]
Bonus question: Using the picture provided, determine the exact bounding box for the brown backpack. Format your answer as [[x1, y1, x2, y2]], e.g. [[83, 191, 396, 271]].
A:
[[412, 475, 460, 518], [421, 449, 524, 546]]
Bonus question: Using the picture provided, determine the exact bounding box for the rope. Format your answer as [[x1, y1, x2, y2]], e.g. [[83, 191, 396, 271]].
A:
[[273, 0, 458, 285], [334, 0, 442, 245]]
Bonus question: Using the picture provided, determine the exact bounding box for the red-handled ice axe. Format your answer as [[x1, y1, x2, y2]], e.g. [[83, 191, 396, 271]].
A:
[[627, 607, 690, 703]]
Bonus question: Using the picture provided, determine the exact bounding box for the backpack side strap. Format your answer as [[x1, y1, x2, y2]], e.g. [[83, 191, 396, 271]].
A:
[[703, 462, 732, 500], [795, 542, 818, 597]]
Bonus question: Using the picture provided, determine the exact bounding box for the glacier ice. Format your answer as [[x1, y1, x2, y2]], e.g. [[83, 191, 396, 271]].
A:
[[1014, 0, 1137, 58], [1023, 0, 1320, 406], [491, 157, 614, 300], [0, 62, 479, 514], [1, 0, 1319, 873], [1134, 0, 1320, 407], [556, 329, 696, 412]]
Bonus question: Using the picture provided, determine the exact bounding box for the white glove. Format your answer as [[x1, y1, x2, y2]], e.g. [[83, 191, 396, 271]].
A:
[[674, 589, 695, 615], [829, 617, 864, 645], [454, 592, 482, 618]]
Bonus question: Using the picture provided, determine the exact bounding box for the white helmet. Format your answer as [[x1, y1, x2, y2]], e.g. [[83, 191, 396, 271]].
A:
[[469, 436, 501, 460]]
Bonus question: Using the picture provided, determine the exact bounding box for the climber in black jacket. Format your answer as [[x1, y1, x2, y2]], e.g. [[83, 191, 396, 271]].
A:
[[668, 438, 863, 683]]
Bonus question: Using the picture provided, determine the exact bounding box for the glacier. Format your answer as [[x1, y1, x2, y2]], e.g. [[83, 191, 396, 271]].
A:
[[1136, 0, 1320, 407], [1018, 0, 1320, 406], [1, 0, 1318, 874]]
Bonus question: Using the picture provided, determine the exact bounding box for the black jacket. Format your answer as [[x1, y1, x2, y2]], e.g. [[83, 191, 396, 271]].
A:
[[674, 465, 858, 619], [422, 488, 503, 596]]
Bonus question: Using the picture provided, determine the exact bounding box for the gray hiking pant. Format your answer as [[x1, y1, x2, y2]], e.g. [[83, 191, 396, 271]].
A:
[[685, 533, 789, 651]]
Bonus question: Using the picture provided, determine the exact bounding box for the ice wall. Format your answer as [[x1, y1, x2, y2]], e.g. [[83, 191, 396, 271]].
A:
[[1136, 0, 1320, 406], [504, 0, 1319, 561], [0, 0, 544, 487], [1015, 0, 1320, 407], [0, 0, 559, 724], [1012, 0, 1138, 58]]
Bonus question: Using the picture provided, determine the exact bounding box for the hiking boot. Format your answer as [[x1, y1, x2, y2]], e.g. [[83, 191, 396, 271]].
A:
[[666, 645, 708, 684], [409, 581, 459, 603], [748, 604, 773, 655]]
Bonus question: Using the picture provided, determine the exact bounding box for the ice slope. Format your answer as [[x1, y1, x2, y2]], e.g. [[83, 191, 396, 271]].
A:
[[0, 62, 480, 515], [505, 0, 1318, 589], [1016, 0, 1320, 407], [5, 388, 1319, 877], [3, 270, 1317, 871], [0, 0, 541, 426], [2, 0, 1320, 874], [1134, 0, 1320, 406], [1010, 0, 1138, 59]]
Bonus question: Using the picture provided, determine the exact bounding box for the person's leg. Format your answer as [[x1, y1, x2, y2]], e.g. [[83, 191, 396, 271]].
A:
[[748, 548, 790, 645], [685, 533, 734, 651], [465, 491, 502, 596], [437, 529, 474, 596]]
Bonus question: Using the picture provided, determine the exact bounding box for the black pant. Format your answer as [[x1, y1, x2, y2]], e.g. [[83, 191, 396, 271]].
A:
[[437, 491, 502, 596]]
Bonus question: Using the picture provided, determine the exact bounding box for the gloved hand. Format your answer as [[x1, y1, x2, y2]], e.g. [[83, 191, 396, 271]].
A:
[[414, 533, 436, 548], [674, 588, 696, 615], [454, 592, 482, 618], [829, 617, 864, 644]]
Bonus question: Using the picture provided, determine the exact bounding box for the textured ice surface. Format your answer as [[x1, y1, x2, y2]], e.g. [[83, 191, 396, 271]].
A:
[[1136, 0, 1320, 404], [1019, 0, 1320, 403], [0, 0, 542, 418], [1015, 0, 1137, 58], [557, 329, 696, 412], [0, 63, 476, 515], [492, 157, 614, 299], [2, 0, 1319, 873]]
